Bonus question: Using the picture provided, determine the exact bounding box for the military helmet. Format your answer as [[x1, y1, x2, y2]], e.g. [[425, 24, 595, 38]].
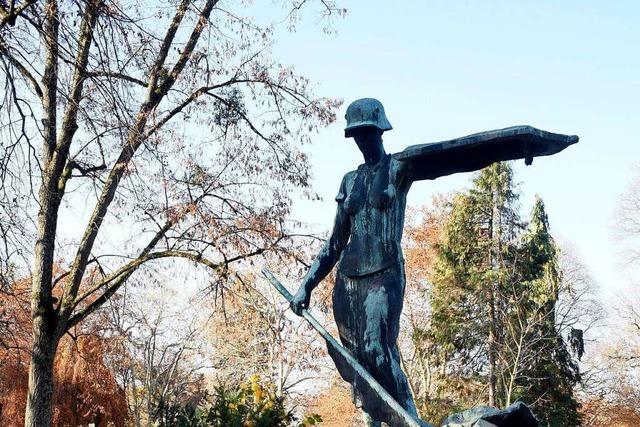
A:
[[344, 98, 393, 138]]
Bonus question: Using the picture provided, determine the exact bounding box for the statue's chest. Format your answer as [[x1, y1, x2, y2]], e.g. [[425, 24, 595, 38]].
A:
[[343, 156, 397, 216]]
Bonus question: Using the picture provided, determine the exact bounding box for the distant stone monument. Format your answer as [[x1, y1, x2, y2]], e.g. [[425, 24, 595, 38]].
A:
[[265, 98, 578, 427]]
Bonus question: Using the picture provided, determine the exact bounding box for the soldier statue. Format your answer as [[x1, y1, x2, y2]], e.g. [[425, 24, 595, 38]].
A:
[[286, 98, 577, 426]]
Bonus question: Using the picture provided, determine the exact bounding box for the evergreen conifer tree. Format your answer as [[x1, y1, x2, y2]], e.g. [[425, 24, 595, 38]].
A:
[[415, 163, 581, 425], [426, 162, 521, 416], [517, 198, 581, 426]]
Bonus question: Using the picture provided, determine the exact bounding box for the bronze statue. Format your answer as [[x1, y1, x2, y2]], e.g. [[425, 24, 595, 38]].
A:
[[287, 98, 577, 426]]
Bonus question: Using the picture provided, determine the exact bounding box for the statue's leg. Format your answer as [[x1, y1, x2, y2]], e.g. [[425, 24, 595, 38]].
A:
[[330, 267, 418, 424], [360, 266, 419, 416], [331, 271, 361, 399]]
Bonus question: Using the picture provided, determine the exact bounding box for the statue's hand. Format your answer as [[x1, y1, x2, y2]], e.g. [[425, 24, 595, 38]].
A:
[[290, 287, 310, 316]]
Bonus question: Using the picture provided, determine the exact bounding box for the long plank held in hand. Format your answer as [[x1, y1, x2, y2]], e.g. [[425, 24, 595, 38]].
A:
[[396, 125, 579, 163], [262, 268, 431, 427], [394, 125, 579, 181]]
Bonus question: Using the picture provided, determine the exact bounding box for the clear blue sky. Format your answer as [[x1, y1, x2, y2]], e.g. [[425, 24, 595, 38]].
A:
[[260, 1, 640, 298]]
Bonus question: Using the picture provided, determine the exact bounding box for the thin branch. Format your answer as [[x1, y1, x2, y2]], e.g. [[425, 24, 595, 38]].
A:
[[0, 37, 43, 98], [66, 246, 265, 329], [86, 70, 148, 87], [0, 0, 37, 29]]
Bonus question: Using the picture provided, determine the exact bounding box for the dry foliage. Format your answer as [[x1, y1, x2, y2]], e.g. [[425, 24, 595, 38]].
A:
[[0, 278, 127, 426], [400, 195, 453, 410], [580, 398, 640, 427], [305, 380, 361, 427], [404, 195, 453, 285]]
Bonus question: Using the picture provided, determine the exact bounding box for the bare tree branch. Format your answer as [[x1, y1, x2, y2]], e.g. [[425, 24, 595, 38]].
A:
[[0, 37, 42, 98], [0, 0, 37, 29], [59, 0, 219, 327]]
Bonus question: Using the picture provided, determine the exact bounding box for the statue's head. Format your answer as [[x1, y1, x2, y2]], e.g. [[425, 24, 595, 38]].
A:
[[344, 98, 392, 138], [345, 98, 392, 159]]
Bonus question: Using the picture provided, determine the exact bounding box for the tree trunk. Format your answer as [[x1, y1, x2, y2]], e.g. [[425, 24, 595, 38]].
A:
[[24, 314, 59, 427], [487, 186, 500, 407], [487, 297, 497, 407]]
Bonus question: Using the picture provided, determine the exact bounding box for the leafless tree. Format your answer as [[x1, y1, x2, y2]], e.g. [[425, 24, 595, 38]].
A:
[[555, 246, 604, 348], [206, 270, 331, 397], [615, 168, 640, 266], [577, 290, 640, 425], [103, 282, 209, 427], [0, 0, 343, 424]]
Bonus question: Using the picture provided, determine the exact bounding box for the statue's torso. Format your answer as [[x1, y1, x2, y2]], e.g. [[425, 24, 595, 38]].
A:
[[337, 154, 411, 277]]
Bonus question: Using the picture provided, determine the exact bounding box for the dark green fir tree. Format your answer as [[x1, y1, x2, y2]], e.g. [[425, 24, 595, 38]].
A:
[[415, 163, 581, 426], [517, 197, 581, 426]]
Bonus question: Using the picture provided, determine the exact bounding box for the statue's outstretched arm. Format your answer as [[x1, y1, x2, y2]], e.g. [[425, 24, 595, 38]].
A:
[[290, 204, 351, 315], [395, 125, 578, 182]]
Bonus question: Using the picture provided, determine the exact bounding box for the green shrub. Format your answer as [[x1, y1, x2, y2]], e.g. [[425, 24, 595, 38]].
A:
[[157, 375, 322, 427]]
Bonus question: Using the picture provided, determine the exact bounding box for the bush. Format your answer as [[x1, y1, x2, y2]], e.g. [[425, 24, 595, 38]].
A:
[[158, 375, 322, 427]]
